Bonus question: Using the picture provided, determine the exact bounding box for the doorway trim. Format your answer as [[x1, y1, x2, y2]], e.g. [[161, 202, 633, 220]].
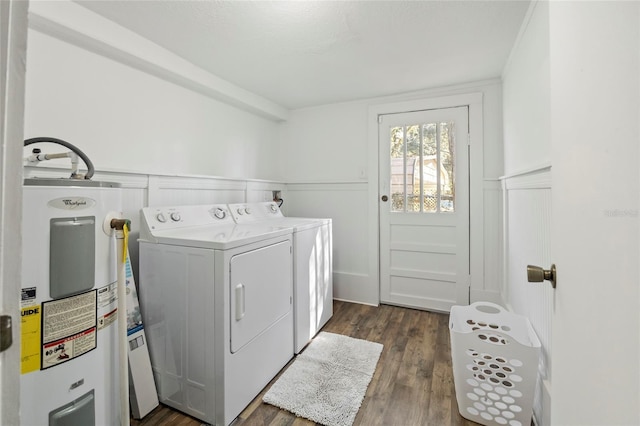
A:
[[367, 93, 484, 307], [0, 0, 28, 424]]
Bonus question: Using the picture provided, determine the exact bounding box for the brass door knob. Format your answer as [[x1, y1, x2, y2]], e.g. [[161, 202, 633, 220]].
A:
[[527, 264, 557, 289]]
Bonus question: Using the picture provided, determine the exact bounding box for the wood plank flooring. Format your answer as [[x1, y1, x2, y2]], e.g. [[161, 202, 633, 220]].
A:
[[131, 300, 478, 426]]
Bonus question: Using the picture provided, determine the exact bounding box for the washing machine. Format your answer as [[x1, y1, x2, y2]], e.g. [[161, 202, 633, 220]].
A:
[[20, 178, 122, 426], [228, 202, 332, 353], [138, 204, 294, 426]]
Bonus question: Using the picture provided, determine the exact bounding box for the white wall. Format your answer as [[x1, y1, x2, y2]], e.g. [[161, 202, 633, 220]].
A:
[[503, 1, 550, 176], [501, 2, 552, 424], [279, 102, 371, 302], [279, 102, 368, 183], [24, 1, 286, 181], [280, 81, 504, 306], [24, 31, 282, 181]]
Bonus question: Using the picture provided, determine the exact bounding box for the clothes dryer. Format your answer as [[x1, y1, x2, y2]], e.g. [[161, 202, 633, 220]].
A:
[[229, 202, 332, 353], [138, 204, 294, 426]]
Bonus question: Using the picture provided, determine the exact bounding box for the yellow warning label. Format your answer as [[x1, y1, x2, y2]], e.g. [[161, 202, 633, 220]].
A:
[[21, 306, 41, 374]]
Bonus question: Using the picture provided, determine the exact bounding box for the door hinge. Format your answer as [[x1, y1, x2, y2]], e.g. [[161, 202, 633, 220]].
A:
[[378, 115, 383, 124], [467, 133, 471, 146], [0, 315, 13, 353]]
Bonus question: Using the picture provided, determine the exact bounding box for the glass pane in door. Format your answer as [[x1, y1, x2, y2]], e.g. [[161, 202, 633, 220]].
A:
[[422, 123, 437, 212], [390, 120, 457, 213], [390, 126, 405, 212], [440, 121, 455, 212], [405, 125, 420, 212]]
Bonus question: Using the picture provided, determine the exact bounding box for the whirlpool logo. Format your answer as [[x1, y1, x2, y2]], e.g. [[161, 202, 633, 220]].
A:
[[48, 197, 96, 210]]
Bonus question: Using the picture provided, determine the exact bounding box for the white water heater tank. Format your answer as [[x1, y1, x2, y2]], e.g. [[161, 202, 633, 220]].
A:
[[20, 178, 122, 425]]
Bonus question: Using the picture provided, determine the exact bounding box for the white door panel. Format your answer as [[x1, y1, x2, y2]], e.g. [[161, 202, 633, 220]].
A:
[[379, 106, 469, 311], [230, 241, 292, 353]]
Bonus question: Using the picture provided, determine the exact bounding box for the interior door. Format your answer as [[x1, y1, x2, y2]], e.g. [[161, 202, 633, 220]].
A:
[[379, 106, 469, 312]]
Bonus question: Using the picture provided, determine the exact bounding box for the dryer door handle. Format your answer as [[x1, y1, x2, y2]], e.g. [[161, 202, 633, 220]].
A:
[[235, 284, 245, 321]]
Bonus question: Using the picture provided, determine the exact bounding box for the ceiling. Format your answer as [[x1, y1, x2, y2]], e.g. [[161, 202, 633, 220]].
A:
[[74, 0, 530, 110]]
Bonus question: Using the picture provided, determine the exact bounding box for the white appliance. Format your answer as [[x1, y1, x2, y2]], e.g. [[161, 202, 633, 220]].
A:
[[138, 204, 294, 425], [229, 202, 332, 353], [20, 178, 122, 426]]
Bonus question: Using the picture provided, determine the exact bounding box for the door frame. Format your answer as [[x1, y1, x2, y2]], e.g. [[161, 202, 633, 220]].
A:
[[0, 0, 28, 424], [367, 93, 484, 307]]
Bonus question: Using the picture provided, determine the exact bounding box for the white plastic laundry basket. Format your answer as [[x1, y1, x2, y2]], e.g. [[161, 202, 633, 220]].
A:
[[450, 302, 541, 426]]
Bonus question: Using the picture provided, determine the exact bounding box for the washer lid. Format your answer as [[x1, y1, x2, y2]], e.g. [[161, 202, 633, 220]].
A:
[[145, 223, 293, 250], [248, 202, 331, 230], [139, 204, 295, 249], [264, 217, 330, 232]]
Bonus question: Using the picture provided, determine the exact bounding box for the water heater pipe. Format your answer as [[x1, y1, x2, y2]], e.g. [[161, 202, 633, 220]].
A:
[[24, 137, 95, 179], [111, 218, 131, 426]]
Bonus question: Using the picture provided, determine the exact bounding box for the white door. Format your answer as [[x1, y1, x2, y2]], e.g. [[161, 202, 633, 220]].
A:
[[379, 107, 469, 312], [549, 2, 639, 424], [0, 1, 27, 425]]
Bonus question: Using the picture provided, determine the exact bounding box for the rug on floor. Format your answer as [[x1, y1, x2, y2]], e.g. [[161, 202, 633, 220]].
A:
[[262, 332, 383, 426]]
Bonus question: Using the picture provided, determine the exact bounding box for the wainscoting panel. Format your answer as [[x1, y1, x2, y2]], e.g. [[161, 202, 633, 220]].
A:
[[24, 165, 284, 226], [285, 182, 376, 305], [502, 167, 552, 426], [474, 180, 503, 304]]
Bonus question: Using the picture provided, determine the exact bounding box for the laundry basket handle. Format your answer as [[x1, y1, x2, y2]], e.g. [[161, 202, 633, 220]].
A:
[[470, 301, 507, 314]]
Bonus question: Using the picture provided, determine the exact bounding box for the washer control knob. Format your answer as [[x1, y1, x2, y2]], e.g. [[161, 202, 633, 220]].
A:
[[270, 204, 278, 213], [156, 213, 167, 223], [245, 208, 252, 215], [237, 208, 244, 215], [170, 212, 181, 222], [213, 208, 226, 219]]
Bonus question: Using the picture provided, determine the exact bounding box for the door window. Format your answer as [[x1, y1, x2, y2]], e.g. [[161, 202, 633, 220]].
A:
[[390, 121, 457, 213]]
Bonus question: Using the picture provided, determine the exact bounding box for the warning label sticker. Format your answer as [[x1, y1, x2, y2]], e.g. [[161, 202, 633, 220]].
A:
[[97, 282, 118, 331], [20, 305, 41, 374], [21, 287, 37, 308], [97, 282, 117, 309], [42, 327, 96, 369], [42, 290, 96, 344], [41, 290, 97, 369], [98, 308, 118, 330]]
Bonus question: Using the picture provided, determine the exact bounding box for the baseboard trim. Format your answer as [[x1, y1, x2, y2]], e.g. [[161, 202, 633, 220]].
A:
[[470, 289, 504, 306], [333, 271, 378, 306]]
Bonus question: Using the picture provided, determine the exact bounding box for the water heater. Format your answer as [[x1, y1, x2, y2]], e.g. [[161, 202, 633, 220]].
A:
[[20, 178, 122, 425]]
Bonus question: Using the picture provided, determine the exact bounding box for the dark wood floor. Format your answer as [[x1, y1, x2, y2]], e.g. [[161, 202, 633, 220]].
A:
[[131, 300, 478, 426]]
